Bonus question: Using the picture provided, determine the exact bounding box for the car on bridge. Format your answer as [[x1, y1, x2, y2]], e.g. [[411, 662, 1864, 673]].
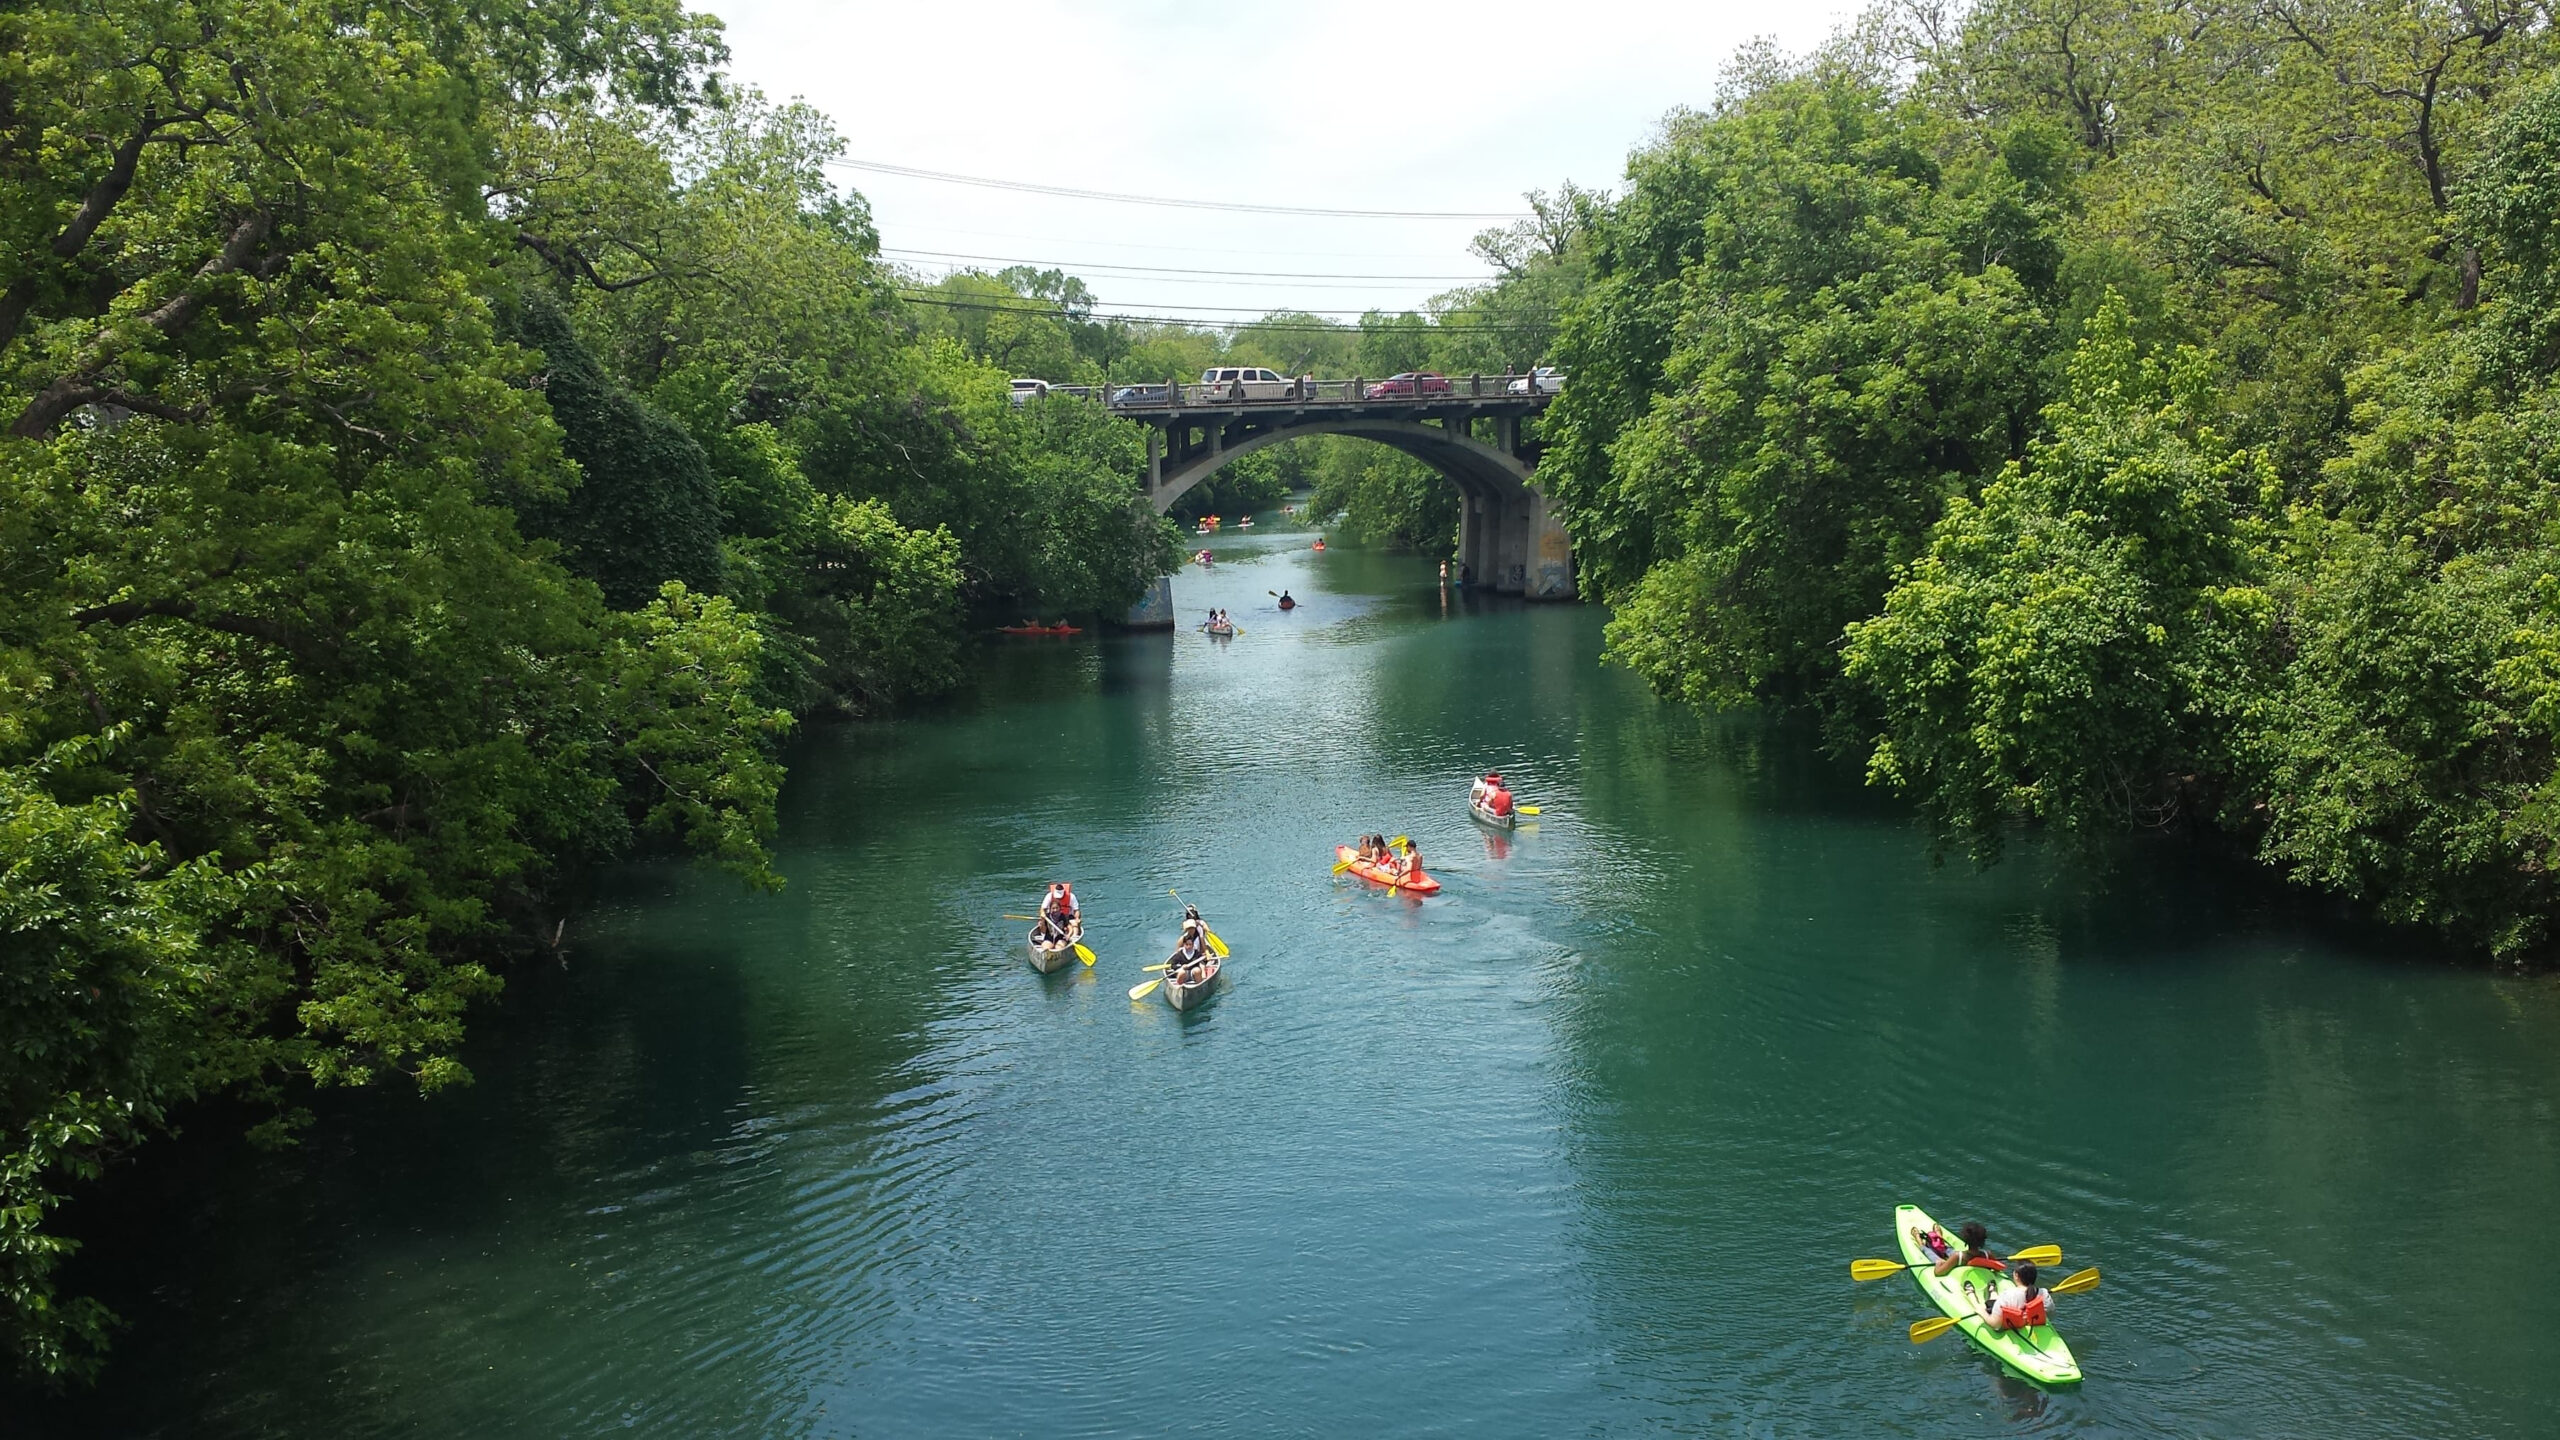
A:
[[1199, 366, 1299, 401], [1108, 384, 1171, 406], [1365, 372, 1454, 399], [1506, 366, 1564, 395], [1008, 378, 1052, 406]]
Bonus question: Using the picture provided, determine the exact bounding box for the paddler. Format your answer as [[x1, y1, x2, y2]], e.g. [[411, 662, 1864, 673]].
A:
[[1927, 1220, 2006, 1277], [1277, 590, 1295, 610], [1978, 1262, 2052, 1333], [1396, 838, 1424, 882], [1169, 906, 1212, 984], [1039, 881, 1079, 937], [1485, 774, 1514, 818]]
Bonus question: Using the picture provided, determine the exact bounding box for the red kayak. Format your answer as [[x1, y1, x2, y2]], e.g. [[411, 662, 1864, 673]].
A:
[[1334, 845, 1441, 895], [998, 624, 1081, 636]]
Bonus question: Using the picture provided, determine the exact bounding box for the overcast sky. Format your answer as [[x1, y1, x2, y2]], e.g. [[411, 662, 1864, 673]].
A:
[[709, 1, 1865, 320]]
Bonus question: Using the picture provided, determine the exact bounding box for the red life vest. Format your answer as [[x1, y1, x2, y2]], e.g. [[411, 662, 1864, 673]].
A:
[[1490, 789, 1514, 816], [1965, 1253, 2006, 1272], [1994, 1288, 2048, 1328], [1045, 887, 1077, 922]]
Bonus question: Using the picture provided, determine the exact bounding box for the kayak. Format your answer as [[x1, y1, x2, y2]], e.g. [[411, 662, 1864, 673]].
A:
[[998, 623, 1081, 636], [1277, 600, 1295, 610], [1334, 844, 1441, 895], [1205, 623, 1235, 637], [1468, 798, 1516, 830], [1895, 1204, 2082, 1386]]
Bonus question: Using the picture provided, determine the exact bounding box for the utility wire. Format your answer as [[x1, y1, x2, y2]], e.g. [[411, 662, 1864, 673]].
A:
[[830, 157, 1527, 220], [880, 246, 1494, 282], [894, 293, 1550, 335], [898, 291, 1492, 318]]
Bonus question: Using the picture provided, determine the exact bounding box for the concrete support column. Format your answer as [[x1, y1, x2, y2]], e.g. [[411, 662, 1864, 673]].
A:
[[1495, 488, 1532, 594], [1146, 427, 1162, 495], [1526, 486, 1575, 600], [1460, 490, 1489, 584], [1123, 573, 1177, 631]]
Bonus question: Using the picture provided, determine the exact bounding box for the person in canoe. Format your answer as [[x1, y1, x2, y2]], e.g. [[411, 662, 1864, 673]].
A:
[[1919, 1220, 2005, 1277], [1976, 1262, 2052, 1333], [1037, 881, 1080, 940], [1167, 906, 1214, 985]]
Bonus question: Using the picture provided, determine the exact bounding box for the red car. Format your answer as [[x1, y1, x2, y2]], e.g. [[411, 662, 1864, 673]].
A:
[[1365, 371, 1454, 398]]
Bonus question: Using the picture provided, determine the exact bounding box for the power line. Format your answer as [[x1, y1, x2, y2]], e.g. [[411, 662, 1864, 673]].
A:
[[878, 246, 1495, 283], [893, 293, 1550, 335], [887, 221, 1480, 262], [899, 291, 1479, 318], [831, 157, 1527, 221]]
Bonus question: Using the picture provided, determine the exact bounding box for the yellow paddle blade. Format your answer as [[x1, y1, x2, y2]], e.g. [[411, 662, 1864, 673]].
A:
[[1849, 1258, 1910, 1281], [1908, 1314, 1965, 1344], [1518, 806, 1540, 815], [1332, 860, 1353, 874], [2052, 1266, 2100, 1295], [2009, 1245, 2062, 1268], [1128, 978, 1162, 1001], [1390, 835, 1408, 848], [1205, 930, 1230, 958], [1074, 944, 1096, 967]]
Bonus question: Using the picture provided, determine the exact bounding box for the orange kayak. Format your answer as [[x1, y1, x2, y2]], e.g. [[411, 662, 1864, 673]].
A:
[[1334, 845, 1440, 895]]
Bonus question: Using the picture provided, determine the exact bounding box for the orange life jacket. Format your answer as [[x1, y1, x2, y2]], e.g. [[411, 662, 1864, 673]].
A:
[[1994, 1288, 2048, 1328], [1490, 789, 1514, 815]]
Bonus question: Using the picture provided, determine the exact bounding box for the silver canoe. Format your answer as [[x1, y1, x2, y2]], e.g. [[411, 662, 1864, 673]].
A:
[[1162, 954, 1221, 1010], [1028, 921, 1081, 973]]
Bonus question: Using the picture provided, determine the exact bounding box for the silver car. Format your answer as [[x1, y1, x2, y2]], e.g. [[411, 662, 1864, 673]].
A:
[[1506, 366, 1564, 396], [1198, 366, 1299, 402]]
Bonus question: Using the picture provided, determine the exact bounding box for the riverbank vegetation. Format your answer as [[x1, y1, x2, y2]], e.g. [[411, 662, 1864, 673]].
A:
[[0, 0, 1179, 1378], [1544, 3, 2560, 959]]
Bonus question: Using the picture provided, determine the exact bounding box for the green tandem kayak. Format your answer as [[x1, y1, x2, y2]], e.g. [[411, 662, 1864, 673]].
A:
[[1895, 1203, 2082, 1386]]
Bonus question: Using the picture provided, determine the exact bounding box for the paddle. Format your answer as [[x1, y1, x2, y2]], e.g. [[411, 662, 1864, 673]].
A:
[[1129, 977, 1161, 1001], [1850, 1245, 2061, 1282], [1074, 943, 1096, 967], [1167, 889, 1229, 956], [1907, 1268, 2101, 1344]]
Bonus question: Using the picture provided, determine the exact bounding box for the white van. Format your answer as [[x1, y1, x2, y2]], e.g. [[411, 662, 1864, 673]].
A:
[[1198, 366, 1298, 401]]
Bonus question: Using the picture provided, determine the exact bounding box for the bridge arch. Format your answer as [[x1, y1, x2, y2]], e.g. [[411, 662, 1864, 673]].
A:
[[1135, 408, 1572, 600]]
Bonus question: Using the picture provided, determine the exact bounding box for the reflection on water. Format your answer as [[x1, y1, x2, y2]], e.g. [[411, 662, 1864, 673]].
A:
[[26, 519, 2560, 1438]]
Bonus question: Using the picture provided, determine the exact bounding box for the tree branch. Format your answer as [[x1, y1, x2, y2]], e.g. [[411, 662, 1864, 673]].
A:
[[10, 211, 271, 438]]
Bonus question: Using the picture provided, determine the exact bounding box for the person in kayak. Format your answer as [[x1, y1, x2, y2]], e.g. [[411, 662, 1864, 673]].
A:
[[1277, 590, 1295, 609], [1395, 838, 1425, 882], [1978, 1262, 2051, 1333], [1928, 1221, 2006, 1277]]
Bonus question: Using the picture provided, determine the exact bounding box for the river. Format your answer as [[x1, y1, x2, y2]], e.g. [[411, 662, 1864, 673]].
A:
[[27, 518, 2560, 1437]]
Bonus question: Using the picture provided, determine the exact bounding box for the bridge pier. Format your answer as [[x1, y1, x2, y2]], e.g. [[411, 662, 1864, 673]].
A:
[[1122, 572, 1176, 631]]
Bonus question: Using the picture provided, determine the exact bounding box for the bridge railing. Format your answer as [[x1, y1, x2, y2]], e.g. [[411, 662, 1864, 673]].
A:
[[1063, 374, 1563, 409]]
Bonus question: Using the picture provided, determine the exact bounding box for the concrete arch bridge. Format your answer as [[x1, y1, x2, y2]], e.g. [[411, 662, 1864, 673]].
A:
[[1105, 377, 1574, 619]]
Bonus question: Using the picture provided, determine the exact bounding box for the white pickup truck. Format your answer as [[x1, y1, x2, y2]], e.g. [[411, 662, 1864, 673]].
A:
[[1197, 366, 1300, 402]]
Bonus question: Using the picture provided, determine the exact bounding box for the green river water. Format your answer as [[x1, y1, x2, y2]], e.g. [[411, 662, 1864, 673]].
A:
[[25, 519, 2560, 1438]]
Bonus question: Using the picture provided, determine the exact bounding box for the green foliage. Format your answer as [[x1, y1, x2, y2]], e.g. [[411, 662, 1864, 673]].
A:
[[1843, 298, 2271, 853], [1552, 3, 2560, 959], [1169, 447, 1287, 521], [1555, 70, 2060, 705], [1306, 442, 1462, 555], [507, 298, 724, 608]]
